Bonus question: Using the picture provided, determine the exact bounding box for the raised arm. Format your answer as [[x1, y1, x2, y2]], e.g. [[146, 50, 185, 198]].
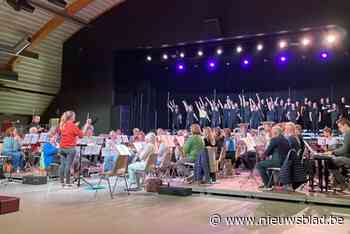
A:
[[274, 97, 279, 106], [182, 100, 189, 112], [205, 97, 214, 110], [218, 99, 224, 109]]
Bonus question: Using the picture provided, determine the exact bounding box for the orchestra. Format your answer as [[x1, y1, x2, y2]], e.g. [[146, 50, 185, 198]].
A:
[[1, 95, 350, 194]]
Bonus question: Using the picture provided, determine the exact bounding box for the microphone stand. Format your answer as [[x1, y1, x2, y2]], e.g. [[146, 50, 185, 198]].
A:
[[76, 143, 94, 189]]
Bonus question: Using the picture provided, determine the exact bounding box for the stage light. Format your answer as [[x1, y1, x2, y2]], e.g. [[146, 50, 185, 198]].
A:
[[177, 63, 185, 71], [207, 60, 217, 70], [146, 56, 152, 61], [325, 34, 336, 44], [279, 40, 287, 49], [321, 52, 329, 59], [301, 37, 311, 47], [162, 54, 168, 60], [179, 52, 185, 58], [242, 58, 250, 67], [257, 44, 263, 51], [197, 50, 203, 56], [216, 48, 223, 55], [280, 56, 287, 62], [236, 46, 243, 53]]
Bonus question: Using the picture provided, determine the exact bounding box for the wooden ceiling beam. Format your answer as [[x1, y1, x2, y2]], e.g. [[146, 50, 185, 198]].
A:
[[7, 0, 94, 70]]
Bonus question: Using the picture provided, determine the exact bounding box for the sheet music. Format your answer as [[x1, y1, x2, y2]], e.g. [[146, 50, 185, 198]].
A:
[[116, 144, 131, 156], [133, 142, 145, 152], [39, 133, 50, 143], [122, 135, 129, 143], [22, 134, 39, 145]]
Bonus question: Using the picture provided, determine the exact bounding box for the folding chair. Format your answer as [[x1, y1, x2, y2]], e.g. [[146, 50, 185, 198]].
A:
[[267, 149, 296, 188], [135, 153, 158, 189], [95, 155, 129, 199]]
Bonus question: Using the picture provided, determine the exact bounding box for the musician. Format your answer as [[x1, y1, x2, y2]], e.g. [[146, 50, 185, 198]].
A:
[[239, 95, 251, 123], [284, 122, 300, 152], [203, 127, 217, 182], [42, 129, 58, 171], [223, 103, 230, 128], [127, 132, 156, 189], [276, 98, 285, 123], [257, 126, 291, 190], [326, 118, 350, 189], [168, 101, 182, 131], [321, 127, 338, 151], [250, 103, 262, 130], [286, 103, 299, 124], [28, 115, 43, 132], [130, 128, 140, 143], [295, 125, 305, 157], [82, 118, 94, 137], [2, 127, 23, 172], [58, 111, 84, 188]]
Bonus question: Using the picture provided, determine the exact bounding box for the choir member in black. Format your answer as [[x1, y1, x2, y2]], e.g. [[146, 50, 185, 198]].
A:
[[339, 97, 350, 119], [328, 103, 339, 130], [286, 103, 299, 123], [250, 100, 262, 129], [239, 95, 251, 123], [319, 97, 327, 129], [266, 101, 277, 122], [324, 97, 332, 127], [275, 98, 285, 123], [182, 100, 198, 129], [303, 100, 312, 130], [206, 97, 220, 128], [309, 102, 321, 134], [285, 98, 292, 113], [222, 103, 230, 128], [195, 100, 209, 128], [229, 102, 240, 129], [168, 100, 181, 131]]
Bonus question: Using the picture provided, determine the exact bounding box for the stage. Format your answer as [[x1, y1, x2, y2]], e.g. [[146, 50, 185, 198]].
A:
[[170, 171, 350, 208], [1, 178, 350, 234]]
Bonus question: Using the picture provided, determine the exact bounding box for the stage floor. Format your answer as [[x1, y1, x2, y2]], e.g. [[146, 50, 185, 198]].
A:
[[170, 171, 350, 207], [1, 178, 350, 234]]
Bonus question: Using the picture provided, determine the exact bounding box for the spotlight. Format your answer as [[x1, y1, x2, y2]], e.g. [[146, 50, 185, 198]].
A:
[[325, 34, 336, 44], [243, 59, 249, 65], [257, 44, 263, 51], [177, 63, 185, 71], [242, 58, 250, 67], [279, 40, 287, 49], [146, 55, 152, 61], [6, 0, 35, 13], [236, 46, 243, 53], [279, 56, 287, 62], [162, 54, 168, 60], [216, 48, 223, 55], [207, 60, 217, 70], [179, 52, 185, 58], [301, 37, 311, 47], [321, 52, 329, 59], [197, 50, 203, 56]]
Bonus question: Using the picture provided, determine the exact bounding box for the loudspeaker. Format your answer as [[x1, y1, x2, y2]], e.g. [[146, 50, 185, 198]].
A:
[[111, 105, 130, 134], [158, 186, 192, 196]]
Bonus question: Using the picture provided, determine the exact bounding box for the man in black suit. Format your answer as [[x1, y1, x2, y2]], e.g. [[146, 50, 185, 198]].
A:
[[257, 126, 291, 190]]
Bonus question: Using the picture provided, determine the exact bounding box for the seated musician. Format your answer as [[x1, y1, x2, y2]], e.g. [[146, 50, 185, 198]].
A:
[[257, 126, 291, 191], [322, 127, 338, 151], [328, 118, 350, 189], [127, 132, 156, 189], [284, 122, 300, 152], [42, 130, 58, 171], [156, 129, 168, 166], [2, 127, 23, 172], [129, 128, 140, 143], [82, 118, 94, 137], [103, 131, 119, 172], [236, 131, 257, 172]]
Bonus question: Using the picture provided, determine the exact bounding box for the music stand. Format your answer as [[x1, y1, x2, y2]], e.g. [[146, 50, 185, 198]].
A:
[[76, 143, 94, 188]]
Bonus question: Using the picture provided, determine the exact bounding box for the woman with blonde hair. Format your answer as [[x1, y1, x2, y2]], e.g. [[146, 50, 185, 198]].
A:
[[58, 111, 84, 187]]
